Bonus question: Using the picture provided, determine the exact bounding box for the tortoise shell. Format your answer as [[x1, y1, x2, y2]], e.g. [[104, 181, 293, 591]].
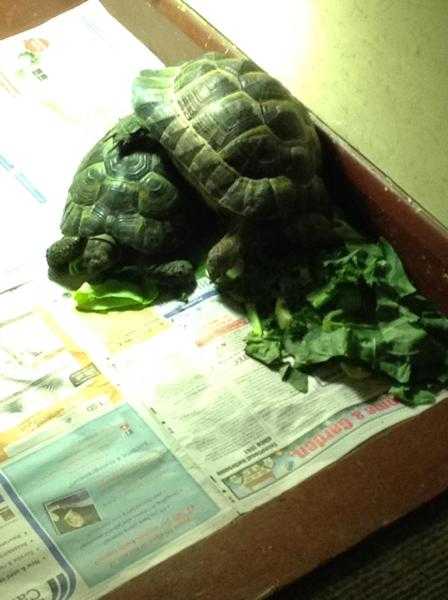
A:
[[60, 115, 188, 254], [132, 53, 327, 221]]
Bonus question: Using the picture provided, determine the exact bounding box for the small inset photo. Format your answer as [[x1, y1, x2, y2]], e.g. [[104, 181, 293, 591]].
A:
[[0, 494, 15, 523], [0, 505, 15, 523], [44, 489, 101, 535]]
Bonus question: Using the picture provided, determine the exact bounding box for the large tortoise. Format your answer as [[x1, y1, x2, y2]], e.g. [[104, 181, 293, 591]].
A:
[[132, 52, 332, 279], [46, 115, 194, 282]]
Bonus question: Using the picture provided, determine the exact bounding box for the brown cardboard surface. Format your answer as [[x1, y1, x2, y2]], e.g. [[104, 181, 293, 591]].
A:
[[0, 0, 81, 37], [1, 1, 448, 599]]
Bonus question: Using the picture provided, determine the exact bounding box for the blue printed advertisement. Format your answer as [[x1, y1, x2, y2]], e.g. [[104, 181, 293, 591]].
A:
[[3, 405, 219, 587]]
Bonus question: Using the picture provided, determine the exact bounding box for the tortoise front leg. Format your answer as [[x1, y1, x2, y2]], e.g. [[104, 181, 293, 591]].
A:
[[82, 234, 119, 277], [146, 259, 195, 289]]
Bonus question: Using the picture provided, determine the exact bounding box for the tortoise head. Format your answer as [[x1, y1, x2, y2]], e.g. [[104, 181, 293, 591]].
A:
[[82, 234, 119, 277]]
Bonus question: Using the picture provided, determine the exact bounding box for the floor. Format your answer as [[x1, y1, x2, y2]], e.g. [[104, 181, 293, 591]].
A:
[[271, 488, 448, 599]]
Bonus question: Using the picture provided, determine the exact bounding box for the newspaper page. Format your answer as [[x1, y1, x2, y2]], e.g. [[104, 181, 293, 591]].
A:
[[65, 279, 444, 513], [0, 276, 232, 600], [0, 279, 122, 462], [0, 4, 235, 600]]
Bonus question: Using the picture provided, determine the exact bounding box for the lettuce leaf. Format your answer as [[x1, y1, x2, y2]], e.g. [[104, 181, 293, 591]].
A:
[[243, 234, 448, 407], [73, 279, 159, 312]]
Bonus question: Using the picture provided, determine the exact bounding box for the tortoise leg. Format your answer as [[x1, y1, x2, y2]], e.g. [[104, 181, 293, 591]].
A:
[[284, 213, 338, 249], [206, 230, 244, 282], [46, 236, 85, 273], [82, 234, 119, 277], [147, 259, 195, 290]]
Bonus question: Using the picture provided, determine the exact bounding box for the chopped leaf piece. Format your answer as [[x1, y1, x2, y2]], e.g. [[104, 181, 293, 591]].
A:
[[378, 359, 411, 384], [275, 297, 293, 330], [294, 327, 349, 366], [379, 239, 416, 297], [73, 279, 158, 312], [280, 364, 309, 393], [389, 385, 436, 406], [307, 281, 338, 309], [246, 303, 263, 336], [245, 334, 282, 366]]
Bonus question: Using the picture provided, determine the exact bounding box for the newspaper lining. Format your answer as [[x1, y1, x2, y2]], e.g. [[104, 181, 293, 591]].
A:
[[0, 2, 443, 599]]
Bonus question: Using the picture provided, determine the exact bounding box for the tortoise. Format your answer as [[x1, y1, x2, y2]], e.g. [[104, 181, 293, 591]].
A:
[[132, 52, 332, 280], [46, 114, 194, 284]]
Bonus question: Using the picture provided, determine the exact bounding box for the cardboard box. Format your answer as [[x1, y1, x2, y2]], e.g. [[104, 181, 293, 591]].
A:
[[2, 2, 448, 598]]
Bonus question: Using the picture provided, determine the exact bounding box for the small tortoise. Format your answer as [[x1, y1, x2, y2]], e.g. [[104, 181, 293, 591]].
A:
[[46, 115, 193, 281], [132, 53, 332, 279]]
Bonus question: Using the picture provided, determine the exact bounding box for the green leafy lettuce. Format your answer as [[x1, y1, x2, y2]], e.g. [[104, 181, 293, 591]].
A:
[[243, 233, 448, 406], [73, 278, 159, 312]]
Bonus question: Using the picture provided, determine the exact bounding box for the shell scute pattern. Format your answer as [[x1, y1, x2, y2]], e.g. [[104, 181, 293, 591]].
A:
[[177, 69, 239, 122], [79, 205, 104, 237], [174, 58, 215, 92], [203, 163, 238, 199], [221, 126, 285, 179], [238, 72, 287, 102], [208, 92, 263, 151], [261, 99, 307, 141], [132, 53, 327, 220], [67, 165, 104, 207], [160, 120, 189, 153], [104, 146, 159, 181], [60, 115, 188, 254]]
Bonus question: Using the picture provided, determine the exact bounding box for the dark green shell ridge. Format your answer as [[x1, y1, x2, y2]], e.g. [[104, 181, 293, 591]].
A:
[[132, 53, 324, 220], [60, 116, 187, 254]]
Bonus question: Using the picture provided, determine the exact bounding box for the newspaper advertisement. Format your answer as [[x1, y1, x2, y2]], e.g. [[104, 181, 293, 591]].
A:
[[0, 280, 123, 462], [0, 400, 231, 600]]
